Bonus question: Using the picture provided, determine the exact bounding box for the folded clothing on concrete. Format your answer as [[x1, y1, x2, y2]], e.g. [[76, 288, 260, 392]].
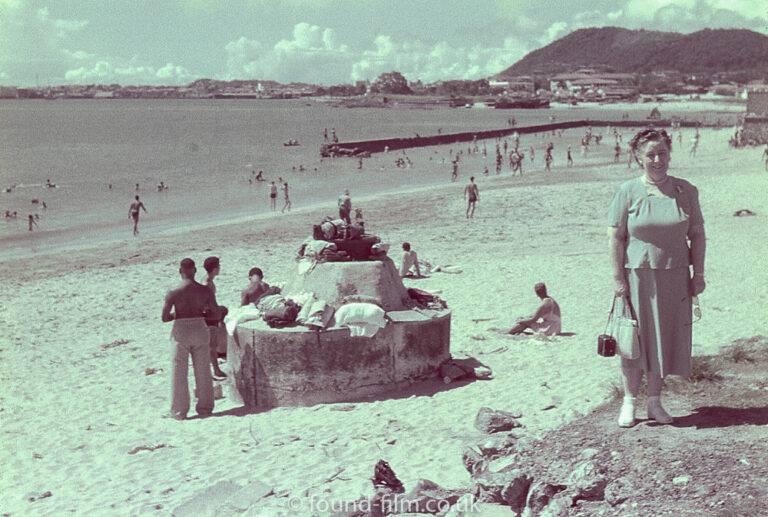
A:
[[332, 302, 387, 338]]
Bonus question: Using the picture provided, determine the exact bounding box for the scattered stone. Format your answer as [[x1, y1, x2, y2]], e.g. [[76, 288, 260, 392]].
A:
[[389, 479, 462, 514], [373, 459, 405, 494], [525, 481, 567, 515], [567, 461, 608, 501], [461, 445, 485, 475], [604, 477, 633, 506], [474, 407, 523, 434], [672, 475, 691, 485], [486, 454, 519, 474], [579, 448, 600, 460], [171, 481, 241, 517], [477, 433, 518, 458], [474, 468, 533, 513], [538, 493, 574, 517], [443, 493, 478, 517]]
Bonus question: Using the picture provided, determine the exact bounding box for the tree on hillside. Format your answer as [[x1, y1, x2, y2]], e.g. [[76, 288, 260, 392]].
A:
[[370, 71, 412, 94]]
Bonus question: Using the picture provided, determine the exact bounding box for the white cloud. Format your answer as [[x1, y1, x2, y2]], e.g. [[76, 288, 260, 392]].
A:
[[349, 34, 528, 83], [64, 60, 194, 85], [222, 23, 530, 84], [539, 22, 569, 46], [222, 23, 352, 83]]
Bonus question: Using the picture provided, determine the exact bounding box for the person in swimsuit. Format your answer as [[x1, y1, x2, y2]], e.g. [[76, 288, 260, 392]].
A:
[[507, 283, 561, 336], [281, 182, 291, 212], [269, 181, 278, 211], [464, 176, 479, 218], [399, 242, 421, 277], [161, 258, 216, 420], [128, 195, 147, 236], [202, 257, 228, 380]]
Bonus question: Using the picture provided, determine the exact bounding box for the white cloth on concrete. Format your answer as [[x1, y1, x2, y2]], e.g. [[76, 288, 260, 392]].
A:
[[333, 302, 387, 337]]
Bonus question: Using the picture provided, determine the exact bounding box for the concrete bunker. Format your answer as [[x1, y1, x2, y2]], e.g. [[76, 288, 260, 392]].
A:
[[226, 244, 451, 409]]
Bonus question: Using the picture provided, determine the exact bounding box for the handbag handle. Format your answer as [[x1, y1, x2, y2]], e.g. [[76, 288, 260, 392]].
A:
[[603, 295, 619, 335]]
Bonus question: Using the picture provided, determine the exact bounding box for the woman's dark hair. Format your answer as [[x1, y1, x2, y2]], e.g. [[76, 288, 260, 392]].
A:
[[629, 128, 672, 155]]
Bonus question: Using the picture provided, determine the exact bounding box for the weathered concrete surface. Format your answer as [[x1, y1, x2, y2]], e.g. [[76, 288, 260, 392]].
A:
[[288, 258, 411, 311], [227, 312, 451, 408]]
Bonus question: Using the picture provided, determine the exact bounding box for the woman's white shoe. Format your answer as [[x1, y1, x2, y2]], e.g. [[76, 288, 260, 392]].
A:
[[647, 396, 673, 424], [618, 396, 637, 427]]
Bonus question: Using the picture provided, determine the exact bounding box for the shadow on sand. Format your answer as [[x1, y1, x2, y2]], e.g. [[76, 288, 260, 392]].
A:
[[206, 357, 491, 418], [667, 405, 768, 429]]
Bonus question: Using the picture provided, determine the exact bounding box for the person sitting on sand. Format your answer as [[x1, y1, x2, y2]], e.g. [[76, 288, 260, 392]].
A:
[[400, 242, 421, 278], [507, 283, 561, 336], [241, 267, 271, 306], [202, 257, 227, 379], [161, 258, 215, 420]]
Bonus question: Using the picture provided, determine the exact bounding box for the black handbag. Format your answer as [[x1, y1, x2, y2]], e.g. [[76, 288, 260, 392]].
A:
[[598, 295, 640, 358], [598, 297, 619, 357]]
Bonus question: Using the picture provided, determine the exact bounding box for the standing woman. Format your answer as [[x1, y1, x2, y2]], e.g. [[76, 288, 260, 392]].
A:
[[607, 128, 706, 427]]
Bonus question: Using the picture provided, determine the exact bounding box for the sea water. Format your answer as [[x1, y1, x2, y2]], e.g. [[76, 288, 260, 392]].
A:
[[0, 98, 738, 255]]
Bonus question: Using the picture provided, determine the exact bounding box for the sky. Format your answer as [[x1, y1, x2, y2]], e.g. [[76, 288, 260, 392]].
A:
[[1, 0, 766, 87]]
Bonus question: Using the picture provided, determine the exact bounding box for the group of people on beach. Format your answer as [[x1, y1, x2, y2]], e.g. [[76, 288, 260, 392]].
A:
[[161, 256, 275, 420], [458, 126, 706, 428], [159, 124, 708, 431]]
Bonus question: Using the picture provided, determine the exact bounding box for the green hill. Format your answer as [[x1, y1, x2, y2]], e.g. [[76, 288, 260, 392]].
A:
[[497, 27, 768, 77]]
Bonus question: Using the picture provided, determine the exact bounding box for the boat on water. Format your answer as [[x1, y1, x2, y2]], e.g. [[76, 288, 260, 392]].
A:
[[283, 139, 300, 147], [493, 97, 550, 109]]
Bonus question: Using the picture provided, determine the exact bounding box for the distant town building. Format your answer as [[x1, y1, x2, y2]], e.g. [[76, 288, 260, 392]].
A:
[[489, 76, 535, 95], [742, 91, 768, 145], [550, 71, 637, 100]]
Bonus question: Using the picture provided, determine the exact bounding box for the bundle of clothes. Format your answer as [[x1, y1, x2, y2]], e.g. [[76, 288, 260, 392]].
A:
[[225, 291, 390, 337], [296, 217, 383, 263]]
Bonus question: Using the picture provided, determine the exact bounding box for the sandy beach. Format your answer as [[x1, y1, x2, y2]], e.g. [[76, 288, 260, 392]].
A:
[[1, 127, 766, 516]]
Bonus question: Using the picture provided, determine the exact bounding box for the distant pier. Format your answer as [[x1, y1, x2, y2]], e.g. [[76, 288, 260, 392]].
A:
[[320, 119, 707, 157]]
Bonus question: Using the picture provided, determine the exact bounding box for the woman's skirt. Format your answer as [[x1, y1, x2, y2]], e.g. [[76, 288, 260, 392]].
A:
[[621, 267, 692, 377]]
